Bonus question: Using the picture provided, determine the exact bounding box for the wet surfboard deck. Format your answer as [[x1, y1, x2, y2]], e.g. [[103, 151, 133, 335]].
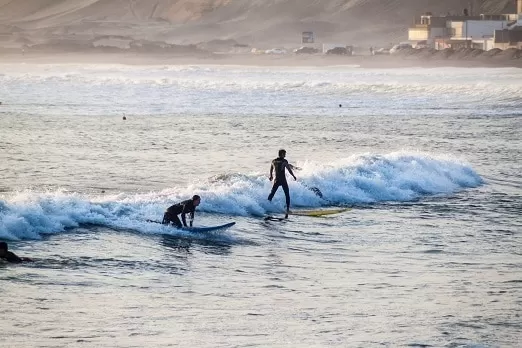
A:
[[181, 222, 236, 233], [288, 208, 351, 217], [147, 220, 235, 232], [263, 208, 350, 222]]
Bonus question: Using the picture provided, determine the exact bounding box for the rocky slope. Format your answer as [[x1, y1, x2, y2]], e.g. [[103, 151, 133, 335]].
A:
[[0, 0, 517, 49]]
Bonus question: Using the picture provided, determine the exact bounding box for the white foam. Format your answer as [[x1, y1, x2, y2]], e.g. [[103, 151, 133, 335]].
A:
[[1, 64, 521, 112], [0, 152, 483, 240]]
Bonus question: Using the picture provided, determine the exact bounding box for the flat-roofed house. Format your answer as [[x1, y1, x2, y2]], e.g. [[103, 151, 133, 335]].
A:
[[448, 15, 512, 49], [436, 0, 522, 50], [408, 14, 480, 48]]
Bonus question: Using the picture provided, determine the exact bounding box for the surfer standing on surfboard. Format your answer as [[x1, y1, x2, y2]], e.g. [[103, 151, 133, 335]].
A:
[[162, 195, 201, 228], [268, 149, 296, 218]]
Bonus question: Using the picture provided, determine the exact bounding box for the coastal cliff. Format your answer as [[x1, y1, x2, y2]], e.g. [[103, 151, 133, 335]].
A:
[[0, 0, 516, 46]]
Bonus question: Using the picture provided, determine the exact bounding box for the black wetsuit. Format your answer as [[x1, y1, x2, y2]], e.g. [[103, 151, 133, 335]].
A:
[[0, 251, 23, 263], [162, 199, 196, 228], [268, 157, 291, 210]]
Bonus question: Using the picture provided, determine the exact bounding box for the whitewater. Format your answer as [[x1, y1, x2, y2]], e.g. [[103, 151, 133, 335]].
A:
[[0, 63, 521, 347]]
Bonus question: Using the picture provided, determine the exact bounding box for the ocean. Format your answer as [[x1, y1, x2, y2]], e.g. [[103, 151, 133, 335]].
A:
[[0, 63, 521, 347]]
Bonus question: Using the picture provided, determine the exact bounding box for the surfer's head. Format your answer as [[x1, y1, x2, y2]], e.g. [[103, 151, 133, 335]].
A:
[[278, 149, 286, 158], [192, 195, 201, 206]]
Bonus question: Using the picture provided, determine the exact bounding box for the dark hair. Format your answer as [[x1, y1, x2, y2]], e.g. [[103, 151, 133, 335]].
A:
[[0, 241, 7, 251], [278, 149, 286, 157], [192, 195, 201, 201]]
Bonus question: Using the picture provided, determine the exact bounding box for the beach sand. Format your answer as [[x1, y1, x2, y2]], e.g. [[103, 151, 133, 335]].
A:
[[1, 50, 521, 69]]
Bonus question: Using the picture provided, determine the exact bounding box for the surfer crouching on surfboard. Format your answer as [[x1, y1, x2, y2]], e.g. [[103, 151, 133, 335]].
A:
[[162, 195, 201, 228], [0, 242, 33, 263], [268, 149, 296, 218]]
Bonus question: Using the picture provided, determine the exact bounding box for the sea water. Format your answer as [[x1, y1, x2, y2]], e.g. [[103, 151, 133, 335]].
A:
[[0, 63, 520, 347]]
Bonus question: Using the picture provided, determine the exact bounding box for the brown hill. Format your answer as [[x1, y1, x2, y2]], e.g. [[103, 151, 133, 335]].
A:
[[0, 0, 517, 48]]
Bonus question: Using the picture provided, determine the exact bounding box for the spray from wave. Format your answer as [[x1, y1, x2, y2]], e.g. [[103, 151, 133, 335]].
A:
[[0, 152, 483, 240]]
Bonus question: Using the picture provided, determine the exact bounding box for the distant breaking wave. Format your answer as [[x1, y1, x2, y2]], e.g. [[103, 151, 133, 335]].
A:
[[1, 64, 521, 95], [1, 64, 521, 117], [0, 152, 483, 240]]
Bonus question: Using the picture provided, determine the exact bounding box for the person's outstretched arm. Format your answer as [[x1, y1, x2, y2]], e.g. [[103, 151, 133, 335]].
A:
[[286, 162, 297, 180]]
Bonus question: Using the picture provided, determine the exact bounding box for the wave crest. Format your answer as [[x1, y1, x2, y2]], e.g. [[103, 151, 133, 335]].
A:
[[0, 152, 483, 240]]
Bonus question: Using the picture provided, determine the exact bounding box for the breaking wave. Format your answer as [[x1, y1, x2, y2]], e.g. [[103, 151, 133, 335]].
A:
[[0, 152, 483, 240]]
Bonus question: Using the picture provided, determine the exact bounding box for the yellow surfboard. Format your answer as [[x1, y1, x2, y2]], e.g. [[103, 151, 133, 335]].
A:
[[289, 208, 351, 217]]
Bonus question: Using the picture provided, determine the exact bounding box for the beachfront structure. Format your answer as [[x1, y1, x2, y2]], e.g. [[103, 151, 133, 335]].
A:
[[443, 17, 513, 50], [410, 14, 515, 50], [454, 0, 522, 50], [417, 15, 519, 50], [408, 1, 522, 50], [408, 15, 481, 47], [302, 31, 314, 44], [492, 28, 522, 49], [491, 10, 522, 50], [429, 0, 522, 50]]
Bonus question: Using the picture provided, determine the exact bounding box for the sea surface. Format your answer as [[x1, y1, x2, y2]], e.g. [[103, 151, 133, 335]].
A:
[[0, 63, 521, 348]]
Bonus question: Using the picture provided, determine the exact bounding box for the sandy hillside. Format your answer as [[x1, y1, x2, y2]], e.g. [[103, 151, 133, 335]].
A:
[[0, 0, 517, 49]]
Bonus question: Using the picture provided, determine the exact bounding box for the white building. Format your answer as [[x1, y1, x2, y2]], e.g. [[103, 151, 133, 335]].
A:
[[408, 15, 471, 47], [433, 0, 522, 50], [433, 14, 519, 50], [410, 1, 522, 51], [448, 19, 509, 40]]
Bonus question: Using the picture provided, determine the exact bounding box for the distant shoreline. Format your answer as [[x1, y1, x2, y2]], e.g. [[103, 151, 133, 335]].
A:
[[1, 51, 521, 69]]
